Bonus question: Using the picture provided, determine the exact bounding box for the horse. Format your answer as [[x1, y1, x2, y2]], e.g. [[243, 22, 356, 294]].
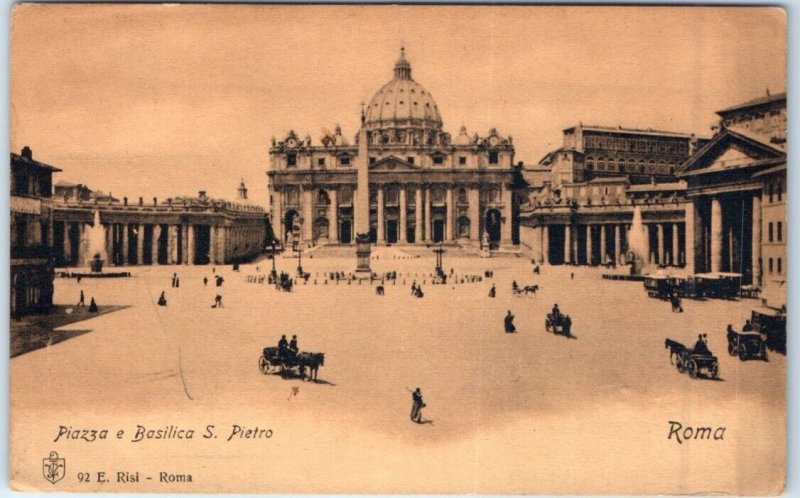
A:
[[523, 284, 539, 296], [375, 285, 384, 296], [298, 352, 325, 382], [665, 338, 687, 365]]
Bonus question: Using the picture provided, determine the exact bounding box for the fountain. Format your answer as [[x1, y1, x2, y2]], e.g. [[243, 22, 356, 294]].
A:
[[627, 206, 648, 276], [87, 210, 107, 273]]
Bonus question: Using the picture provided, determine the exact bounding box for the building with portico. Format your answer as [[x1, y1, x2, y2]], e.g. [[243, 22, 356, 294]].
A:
[[267, 48, 519, 249]]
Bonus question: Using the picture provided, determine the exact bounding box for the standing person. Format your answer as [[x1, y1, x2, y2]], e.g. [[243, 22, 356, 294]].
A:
[[157, 291, 167, 306], [213, 294, 223, 308], [171, 273, 177, 288], [488, 284, 496, 298], [504, 311, 516, 333], [88, 297, 98, 313], [203, 276, 208, 286], [409, 387, 425, 423], [77, 290, 85, 308], [289, 335, 299, 356], [411, 281, 417, 296], [175, 276, 180, 288]]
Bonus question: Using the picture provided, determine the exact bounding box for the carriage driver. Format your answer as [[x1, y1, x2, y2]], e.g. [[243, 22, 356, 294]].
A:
[[289, 335, 299, 359], [278, 335, 289, 361], [693, 334, 711, 356], [552, 303, 561, 319]]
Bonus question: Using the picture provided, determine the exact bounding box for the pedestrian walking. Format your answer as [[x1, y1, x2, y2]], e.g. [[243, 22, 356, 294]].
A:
[[203, 276, 208, 286], [409, 387, 425, 423], [212, 294, 223, 308], [77, 290, 85, 308]]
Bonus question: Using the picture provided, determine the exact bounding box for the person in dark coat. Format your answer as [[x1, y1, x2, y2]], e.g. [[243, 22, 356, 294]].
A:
[[743, 319, 754, 332], [552, 303, 561, 319], [77, 290, 85, 308], [289, 335, 298, 356], [88, 297, 98, 312], [203, 276, 208, 286], [693, 334, 711, 356], [410, 387, 425, 423], [488, 284, 496, 298], [278, 335, 289, 360], [504, 311, 516, 333], [157, 291, 167, 306]]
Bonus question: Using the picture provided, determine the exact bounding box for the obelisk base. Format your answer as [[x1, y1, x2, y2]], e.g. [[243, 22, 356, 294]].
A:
[[355, 233, 372, 278]]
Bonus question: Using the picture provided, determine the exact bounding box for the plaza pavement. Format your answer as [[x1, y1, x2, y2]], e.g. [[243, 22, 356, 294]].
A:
[[10, 249, 785, 493]]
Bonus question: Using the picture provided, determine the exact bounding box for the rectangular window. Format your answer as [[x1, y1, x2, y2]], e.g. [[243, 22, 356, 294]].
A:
[[777, 258, 783, 274], [287, 154, 297, 167], [769, 182, 774, 203], [459, 156, 467, 165], [489, 151, 499, 164], [407, 156, 415, 165], [777, 221, 783, 242], [769, 258, 774, 274], [369, 157, 376, 165], [318, 158, 325, 167], [433, 155, 444, 165], [777, 180, 783, 202], [340, 156, 351, 166], [768, 222, 774, 242]]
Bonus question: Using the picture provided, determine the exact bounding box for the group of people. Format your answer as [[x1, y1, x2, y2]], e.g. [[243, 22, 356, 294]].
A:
[[271, 271, 294, 291], [670, 291, 684, 313], [410, 281, 424, 298], [277, 334, 299, 361], [693, 333, 711, 356], [76, 290, 99, 312], [171, 273, 181, 288]]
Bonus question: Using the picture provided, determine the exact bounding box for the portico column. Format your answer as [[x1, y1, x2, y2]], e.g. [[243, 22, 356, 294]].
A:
[[586, 225, 593, 265], [136, 224, 144, 265], [415, 188, 423, 243], [273, 188, 283, 243], [208, 226, 216, 264], [121, 224, 129, 265], [657, 223, 665, 266], [711, 197, 723, 272], [328, 189, 338, 242], [501, 186, 513, 244], [182, 225, 189, 264], [533, 226, 543, 262], [424, 187, 431, 242], [219, 226, 227, 264], [152, 225, 161, 264], [62, 222, 72, 263], [684, 203, 695, 272], [752, 195, 762, 286], [187, 224, 195, 265], [564, 225, 572, 264], [377, 187, 385, 243], [613, 224, 621, 264], [672, 223, 680, 267], [446, 187, 454, 241], [600, 224, 608, 264], [468, 188, 480, 242], [302, 188, 313, 244], [399, 187, 407, 243], [542, 225, 550, 264]]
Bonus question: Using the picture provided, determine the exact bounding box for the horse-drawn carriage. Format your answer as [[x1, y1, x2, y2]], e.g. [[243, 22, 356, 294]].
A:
[[726, 328, 768, 361], [258, 347, 325, 381], [751, 307, 786, 354], [545, 313, 572, 336], [665, 339, 719, 379], [643, 275, 676, 300], [693, 272, 742, 299], [512, 284, 539, 297]]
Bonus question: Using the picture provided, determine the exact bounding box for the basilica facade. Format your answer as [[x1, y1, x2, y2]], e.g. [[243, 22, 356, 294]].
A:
[[267, 49, 518, 248]]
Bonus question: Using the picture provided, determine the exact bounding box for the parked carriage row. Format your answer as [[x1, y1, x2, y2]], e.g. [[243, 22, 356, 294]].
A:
[[644, 272, 743, 300]]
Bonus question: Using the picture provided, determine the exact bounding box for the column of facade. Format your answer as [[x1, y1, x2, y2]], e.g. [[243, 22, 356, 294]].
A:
[[152, 225, 161, 264], [542, 225, 550, 264], [121, 223, 129, 265], [671, 224, 680, 267], [78, 223, 89, 266], [273, 188, 283, 243], [424, 187, 431, 242], [170, 225, 179, 264], [532, 226, 543, 263], [328, 189, 338, 242], [564, 225, 572, 264], [613, 224, 621, 264], [187, 224, 195, 265], [657, 224, 665, 266], [501, 186, 512, 243], [468, 188, 480, 242], [600, 225, 607, 264], [415, 188, 423, 243], [209, 225, 217, 264], [399, 187, 407, 243], [586, 225, 593, 265], [219, 226, 227, 264], [63, 222, 72, 263], [182, 225, 189, 264], [302, 188, 313, 244], [445, 187, 455, 242], [377, 187, 385, 243], [136, 224, 144, 265], [710, 197, 723, 272], [752, 195, 762, 286], [103, 224, 111, 263]]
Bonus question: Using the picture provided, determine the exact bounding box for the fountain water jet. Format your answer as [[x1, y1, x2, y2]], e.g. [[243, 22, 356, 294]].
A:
[[87, 210, 107, 272], [627, 206, 648, 276]]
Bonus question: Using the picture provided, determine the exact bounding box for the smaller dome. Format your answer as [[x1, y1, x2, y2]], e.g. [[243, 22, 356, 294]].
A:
[[455, 125, 471, 145]]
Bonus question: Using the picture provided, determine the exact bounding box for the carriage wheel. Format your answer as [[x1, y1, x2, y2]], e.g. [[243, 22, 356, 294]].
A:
[[710, 362, 719, 379], [258, 355, 270, 375], [738, 344, 747, 361], [687, 360, 698, 378], [677, 358, 686, 373]]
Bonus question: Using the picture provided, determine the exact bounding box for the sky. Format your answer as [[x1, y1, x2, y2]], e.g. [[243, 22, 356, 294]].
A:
[[10, 4, 786, 206]]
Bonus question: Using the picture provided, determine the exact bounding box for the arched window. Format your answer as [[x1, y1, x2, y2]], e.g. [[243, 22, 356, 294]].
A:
[[607, 158, 616, 172], [586, 156, 595, 170], [598, 158, 606, 171], [458, 188, 468, 204], [618, 160, 626, 172], [639, 159, 646, 173], [317, 189, 330, 205]]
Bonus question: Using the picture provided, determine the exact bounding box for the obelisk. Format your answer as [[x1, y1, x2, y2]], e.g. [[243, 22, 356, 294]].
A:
[[354, 105, 372, 277]]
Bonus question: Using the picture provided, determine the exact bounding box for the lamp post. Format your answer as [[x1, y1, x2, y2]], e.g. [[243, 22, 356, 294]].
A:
[[270, 240, 278, 278], [433, 243, 445, 277], [296, 243, 303, 276]]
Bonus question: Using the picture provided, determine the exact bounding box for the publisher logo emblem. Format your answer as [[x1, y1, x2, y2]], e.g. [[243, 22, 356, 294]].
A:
[[42, 451, 65, 484]]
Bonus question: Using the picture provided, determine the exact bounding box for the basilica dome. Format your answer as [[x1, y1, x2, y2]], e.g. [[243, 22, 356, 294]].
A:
[[364, 48, 443, 133]]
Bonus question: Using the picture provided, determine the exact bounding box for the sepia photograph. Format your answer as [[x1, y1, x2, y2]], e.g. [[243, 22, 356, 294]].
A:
[[8, 4, 787, 494]]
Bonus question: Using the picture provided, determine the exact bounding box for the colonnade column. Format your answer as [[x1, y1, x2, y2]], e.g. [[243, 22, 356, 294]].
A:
[[152, 225, 161, 265], [63, 222, 72, 263], [273, 188, 283, 243], [542, 225, 550, 264], [121, 224, 129, 265], [711, 197, 723, 272], [136, 224, 144, 265], [671, 224, 680, 267], [415, 188, 423, 243], [586, 225, 593, 265], [399, 187, 407, 243], [564, 225, 572, 264], [445, 187, 454, 241], [501, 186, 513, 244], [208, 226, 216, 264], [613, 225, 621, 264], [187, 224, 195, 265], [532, 226, 543, 263], [377, 188, 385, 243], [302, 188, 313, 244], [752, 195, 762, 286], [685, 202, 695, 273], [328, 189, 338, 243], [468, 188, 480, 242], [182, 225, 189, 264], [600, 225, 607, 265], [424, 188, 431, 242], [657, 224, 665, 266]]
